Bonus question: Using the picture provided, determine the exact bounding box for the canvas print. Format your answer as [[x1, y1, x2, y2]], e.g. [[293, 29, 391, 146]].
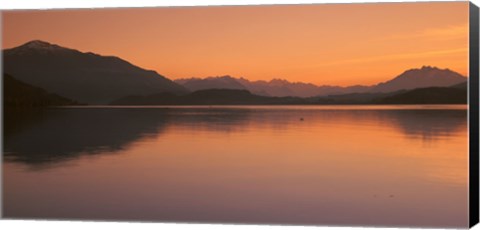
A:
[[2, 1, 478, 228]]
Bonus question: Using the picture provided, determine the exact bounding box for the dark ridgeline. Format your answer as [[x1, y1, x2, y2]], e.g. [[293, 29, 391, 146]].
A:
[[176, 76, 371, 97], [3, 73, 80, 107], [110, 89, 306, 105], [111, 84, 468, 105], [175, 66, 467, 98], [3, 40, 188, 105], [314, 91, 401, 104], [376, 87, 467, 104], [320, 81, 468, 105], [2, 40, 469, 105], [450, 81, 468, 89]]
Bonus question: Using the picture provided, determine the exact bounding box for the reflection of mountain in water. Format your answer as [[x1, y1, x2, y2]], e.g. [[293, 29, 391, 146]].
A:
[[3, 107, 466, 168], [378, 110, 467, 141], [4, 108, 172, 167], [173, 108, 467, 141]]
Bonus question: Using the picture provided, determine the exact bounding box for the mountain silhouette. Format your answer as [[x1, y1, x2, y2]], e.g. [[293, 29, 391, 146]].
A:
[[3, 40, 468, 103], [313, 79, 467, 105], [3, 73, 79, 107], [375, 84, 467, 104], [177, 76, 372, 97], [174, 76, 247, 91], [450, 81, 468, 89], [370, 66, 466, 93], [239, 78, 326, 97], [111, 89, 306, 105], [175, 66, 466, 98], [3, 40, 188, 104], [111, 83, 467, 105]]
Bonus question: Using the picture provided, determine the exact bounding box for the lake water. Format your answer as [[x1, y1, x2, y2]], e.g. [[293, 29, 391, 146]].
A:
[[3, 105, 469, 228]]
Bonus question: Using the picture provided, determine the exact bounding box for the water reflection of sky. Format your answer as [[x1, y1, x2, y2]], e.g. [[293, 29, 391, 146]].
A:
[[3, 106, 468, 228], [4, 106, 467, 167]]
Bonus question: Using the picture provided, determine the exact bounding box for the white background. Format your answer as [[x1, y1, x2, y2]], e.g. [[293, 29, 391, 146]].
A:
[[0, 0, 479, 230]]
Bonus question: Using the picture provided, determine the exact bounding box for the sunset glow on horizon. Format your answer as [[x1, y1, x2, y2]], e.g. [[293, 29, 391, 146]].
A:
[[2, 2, 469, 86]]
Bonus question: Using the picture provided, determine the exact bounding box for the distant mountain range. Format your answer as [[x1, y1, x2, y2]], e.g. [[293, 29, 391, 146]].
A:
[[175, 66, 467, 97], [3, 40, 468, 105], [174, 76, 247, 92], [175, 76, 372, 97], [112, 83, 467, 105], [3, 40, 187, 104], [317, 81, 467, 105], [370, 66, 467, 93]]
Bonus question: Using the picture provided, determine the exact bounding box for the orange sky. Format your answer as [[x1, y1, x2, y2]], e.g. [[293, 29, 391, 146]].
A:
[[2, 2, 470, 86]]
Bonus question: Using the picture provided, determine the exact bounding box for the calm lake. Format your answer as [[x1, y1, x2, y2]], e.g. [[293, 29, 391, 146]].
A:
[[3, 105, 469, 228]]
